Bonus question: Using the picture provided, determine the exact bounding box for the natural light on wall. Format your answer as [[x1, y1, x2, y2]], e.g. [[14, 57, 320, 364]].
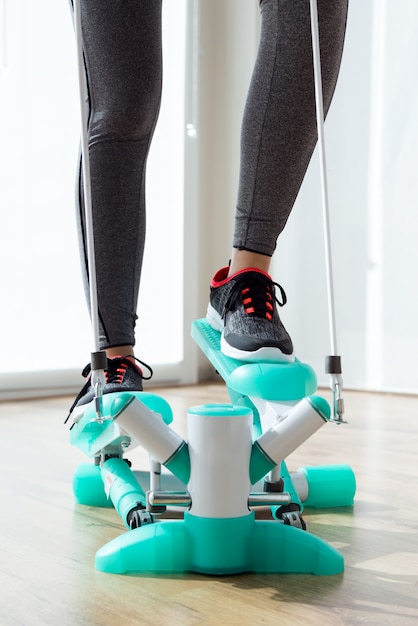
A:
[[274, 0, 418, 394], [0, 1, 186, 392]]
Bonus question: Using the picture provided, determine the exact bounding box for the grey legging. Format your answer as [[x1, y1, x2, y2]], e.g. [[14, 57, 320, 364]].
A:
[[73, 0, 348, 350]]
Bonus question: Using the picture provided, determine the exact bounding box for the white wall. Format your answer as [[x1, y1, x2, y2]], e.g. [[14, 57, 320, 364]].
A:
[[195, 0, 259, 379], [272, 0, 418, 393], [0, 0, 188, 397]]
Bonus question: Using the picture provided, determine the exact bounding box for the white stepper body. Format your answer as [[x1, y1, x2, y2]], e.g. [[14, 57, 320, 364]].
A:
[[186, 404, 253, 519], [114, 396, 329, 521]]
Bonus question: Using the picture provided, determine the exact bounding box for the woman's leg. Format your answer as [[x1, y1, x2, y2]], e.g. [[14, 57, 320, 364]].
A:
[[67, 1, 162, 416], [208, 0, 348, 361], [73, 0, 163, 352], [232, 0, 348, 263]]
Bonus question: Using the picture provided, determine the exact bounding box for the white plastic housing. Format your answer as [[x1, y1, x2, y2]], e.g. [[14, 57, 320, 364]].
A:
[[187, 404, 253, 519], [256, 397, 328, 466], [117, 397, 185, 464]]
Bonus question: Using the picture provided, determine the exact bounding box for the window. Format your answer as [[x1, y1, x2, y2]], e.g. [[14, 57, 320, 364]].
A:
[[0, 0, 191, 397]]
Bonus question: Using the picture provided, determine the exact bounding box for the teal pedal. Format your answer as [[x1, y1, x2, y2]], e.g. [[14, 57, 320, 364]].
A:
[[191, 318, 242, 381], [192, 319, 317, 401], [70, 391, 173, 457]]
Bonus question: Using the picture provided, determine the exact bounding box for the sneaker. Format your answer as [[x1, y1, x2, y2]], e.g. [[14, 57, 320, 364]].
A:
[[206, 266, 294, 362], [66, 355, 153, 422]]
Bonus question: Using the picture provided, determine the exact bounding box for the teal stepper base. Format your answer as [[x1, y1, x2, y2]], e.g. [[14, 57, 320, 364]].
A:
[[95, 511, 344, 576], [73, 462, 113, 508]]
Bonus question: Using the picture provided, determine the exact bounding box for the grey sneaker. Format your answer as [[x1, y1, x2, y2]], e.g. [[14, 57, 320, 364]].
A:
[[206, 266, 294, 362], [66, 355, 153, 423]]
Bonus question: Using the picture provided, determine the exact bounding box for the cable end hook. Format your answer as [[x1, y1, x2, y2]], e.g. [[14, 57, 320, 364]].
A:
[[325, 356, 347, 424]]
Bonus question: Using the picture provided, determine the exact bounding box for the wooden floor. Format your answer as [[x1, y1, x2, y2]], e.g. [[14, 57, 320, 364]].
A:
[[1, 382, 417, 626]]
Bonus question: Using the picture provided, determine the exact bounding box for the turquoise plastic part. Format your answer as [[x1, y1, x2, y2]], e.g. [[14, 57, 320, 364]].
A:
[[191, 319, 249, 383], [187, 403, 253, 418], [73, 462, 113, 508], [227, 386, 263, 439], [191, 319, 317, 401], [95, 520, 189, 574], [229, 361, 317, 401], [248, 518, 343, 575], [307, 395, 331, 422], [95, 510, 344, 576], [300, 464, 356, 508], [70, 391, 173, 457], [164, 440, 191, 486], [249, 441, 276, 485], [101, 457, 147, 527], [186, 513, 256, 574]]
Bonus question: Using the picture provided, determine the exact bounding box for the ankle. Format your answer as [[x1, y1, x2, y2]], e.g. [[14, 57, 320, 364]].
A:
[[105, 346, 135, 359], [229, 249, 271, 276]]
